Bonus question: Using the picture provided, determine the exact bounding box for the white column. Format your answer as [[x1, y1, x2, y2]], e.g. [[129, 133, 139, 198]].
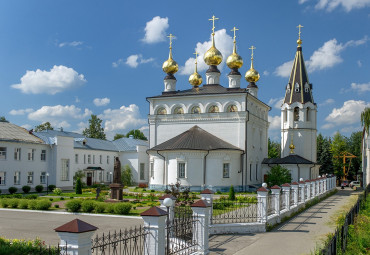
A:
[[270, 186, 281, 215], [281, 184, 291, 211], [299, 182, 306, 203], [291, 183, 299, 206], [141, 207, 167, 255], [316, 179, 320, 195], [310, 181, 315, 199], [200, 189, 214, 225], [257, 187, 269, 223], [191, 200, 211, 255]]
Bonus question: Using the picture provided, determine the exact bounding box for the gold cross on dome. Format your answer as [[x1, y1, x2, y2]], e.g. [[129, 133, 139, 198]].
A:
[[297, 24, 303, 39], [249, 45, 256, 59], [231, 27, 239, 42], [167, 34, 175, 48], [209, 15, 219, 35], [193, 51, 199, 64]]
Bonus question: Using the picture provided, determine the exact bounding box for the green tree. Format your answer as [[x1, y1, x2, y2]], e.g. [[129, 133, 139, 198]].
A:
[[0, 116, 9, 122], [268, 138, 280, 158], [361, 107, 370, 135], [82, 114, 106, 140], [317, 134, 334, 175], [35, 122, 54, 132], [266, 165, 292, 187], [73, 170, 86, 185], [347, 131, 362, 179], [331, 132, 348, 179], [113, 133, 125, 141], [121, 164, 133, 186], [229, 185, 236, 200], [125, 129, 147, 141], [75, 177, 82, 194]]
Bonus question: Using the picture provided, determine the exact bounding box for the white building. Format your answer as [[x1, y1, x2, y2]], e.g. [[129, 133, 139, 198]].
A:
[[0, 121, 149, 193], [262, 36, 320, 181], [362, 129, 370, 187], [147, 23, 269, 191]]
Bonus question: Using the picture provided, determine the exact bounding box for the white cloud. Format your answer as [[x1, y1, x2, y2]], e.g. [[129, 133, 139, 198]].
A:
[[350, 82, 370, 93], [268, 97, 284, 109], [99, 104, 147, 139], [268, 115, 281, 130], [113, 54, 154, 68], [319, 98, 335, 106], [179, 29, 233, 75], [315, 0, 370, 12], [28, 105, 92, 129], [93, 97, 110, 107], [357, 60, 362, 67], [142, 16, 169, 44], [11, 65, 86, 95], [324, 100, 370, 128], [298, 0, 311, 3], [21, 124, 32, 130], [75, 96, 80, 103], [263, 70, 270, 76], [9, 108, 33, 115], [59, 41, 83, 48], [274, 60, 294, 78]]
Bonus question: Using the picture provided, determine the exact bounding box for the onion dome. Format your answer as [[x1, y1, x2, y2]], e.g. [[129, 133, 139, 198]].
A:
[[189, 51, 203, 87], [245, 46, 260, 83], [162, 34, 178, 75], [204, 15, 223, 66], [226, 27, 243, 69]]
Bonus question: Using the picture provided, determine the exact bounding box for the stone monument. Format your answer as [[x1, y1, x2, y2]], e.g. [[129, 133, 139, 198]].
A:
[[109, 157, 123, 200]]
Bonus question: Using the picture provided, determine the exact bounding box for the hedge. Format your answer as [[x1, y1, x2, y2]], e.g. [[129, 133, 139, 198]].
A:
[[0, 237, 58, 255], [22, 186, 31, 194], [65, 199, 82, 212], [35, 185, 44, 193], [81, 200, 95, 213], [114, 203, 132, 215]]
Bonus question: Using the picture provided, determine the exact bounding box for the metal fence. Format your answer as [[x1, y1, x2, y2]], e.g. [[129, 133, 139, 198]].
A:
[[298, 188, 302, 203], [290, 190, 295, 206], [280, 192, 286, 211], [211, 196, 258, 223], [320, 184, 369, 255], [91, 225, 149, 255], [39, 244, 68, 255], [267, 195, 275, 216]]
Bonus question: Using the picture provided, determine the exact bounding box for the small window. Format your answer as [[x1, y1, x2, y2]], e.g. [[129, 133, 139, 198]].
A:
[[41, 150, 46, 161], [107, 155, 110, 164], [295, 83, 300, 92], [306, 108, 310, 121], [61, 159, 69, 181], [178, 162, 186, 178], [174, 107, 184, 114], [99, 172, 102, 182], [84, 154, 86, 164], [88, 155, 91, 164], [294, 107, 300, 121], [208, 105, 219, 113], [27, 172, 33, 184], [286, 83, 291, 92], [14, 148, 21, 161], [283, 109, 287, 122], [191, 106, 201, 114], [249, 164, 252, 181], [255, 164, 258, 181], [140, 163, 145, 180], [0, 147, 7, 160], [27, 149, 35, 161], [157, 107, 167, 115], [14, 171, 20, 185], [150, 162, 154, 178], [75, 154, 79, 164], [223, 163, 230, 178], [40, 172, 46, 184], [100, 155, 102, 164], [304, 82, 309, 92], [227, 105, 238, 112], [0, 172, 6, 185], [93, 155, 95, 164]]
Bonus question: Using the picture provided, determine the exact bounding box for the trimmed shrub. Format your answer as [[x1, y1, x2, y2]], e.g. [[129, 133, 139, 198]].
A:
[[19, 199, 29, 209], [0, 199, 10, 208], [0, 237, 58, 254], [8, 199, 19, 208], [35, 185, 44, 193], [22, 186, 31, 194], [75, 177, 82, 194], [8, 187, 17, 194], [81, 200, 95, 213], [0, 190, 2, 194], [113, 203, 132, 215], [25, 194, 38, 200], [229, 185, 236, 200], [35, 200, 51, 210], [54, 204, 59, 208], [105, 203, 115, 214], [94, 202, 106, 213], [48, 185, 56, 192], [28, 200, 38, 210], [60, 197, 65, 200], [53, 188, 62, 196], [65, 199, 82, 212], [49, 198, 54, 201]]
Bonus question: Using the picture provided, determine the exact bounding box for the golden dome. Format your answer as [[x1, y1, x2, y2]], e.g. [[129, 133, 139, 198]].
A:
[[227, 53, 243, 69], [245, 67, 260, 83], [297, 38, 302, 46], [204, 46, 223, 66], [189, 72, 202, 87], [162, 57, 178, 74]]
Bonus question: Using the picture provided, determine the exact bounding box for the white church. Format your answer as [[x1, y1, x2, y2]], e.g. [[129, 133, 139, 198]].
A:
[[147, 19, 319, 192]]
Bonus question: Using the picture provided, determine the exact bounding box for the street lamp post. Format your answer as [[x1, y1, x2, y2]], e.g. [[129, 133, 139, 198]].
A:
[[163, 197, 173, 254], [110, 172, 112, 184], [46, 173, 49, 195]]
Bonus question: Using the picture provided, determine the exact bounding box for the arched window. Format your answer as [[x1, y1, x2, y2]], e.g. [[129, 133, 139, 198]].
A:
[[283, 109, 287, 122], [294, 107, 299, 121], [304, 82, 309, 93], [286, 83, 291, 93], [174, 107, 184, 114], [191, 106, 201, 114], [227, 105, 238, 112], [208, 105, 219, 113], [157, 107, 167, 115], [306, 108, 310, 121], [295, 83, 300, 92]]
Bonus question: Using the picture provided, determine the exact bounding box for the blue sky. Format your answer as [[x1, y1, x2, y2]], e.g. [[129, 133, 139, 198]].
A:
[[0, 0, 369, 140]]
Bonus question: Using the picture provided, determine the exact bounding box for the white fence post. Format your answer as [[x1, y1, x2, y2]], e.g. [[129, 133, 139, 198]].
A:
[[270, 185, 281, 216], [310, 180, 315, 199], [257, 187, 268, 223], [299, 181, 306, 203], [54, 219, 97, 255], [141, 207, 167, 255], [291, 183, 299, 206], [159, 194, 177, 222], [315, 179, 320, 195], [191, 200, 211, 255], [200, 189, 214, 225], [281, 183, 291, 211], [305, 180, 311, 200]]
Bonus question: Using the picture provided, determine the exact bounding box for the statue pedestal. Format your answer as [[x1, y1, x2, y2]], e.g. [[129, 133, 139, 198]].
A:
[[109, 183, 123, 200]]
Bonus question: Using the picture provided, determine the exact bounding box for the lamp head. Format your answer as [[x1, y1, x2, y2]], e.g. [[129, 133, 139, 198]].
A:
[[163, 197, 173, 207]]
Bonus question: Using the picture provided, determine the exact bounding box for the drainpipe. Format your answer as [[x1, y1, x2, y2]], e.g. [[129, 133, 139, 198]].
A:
[[203, 150, 210, 188], [297, 163, 300, 181], [240, 151, 245, 191], [245, 94, 250, 192], [157, 151, 166, 190]]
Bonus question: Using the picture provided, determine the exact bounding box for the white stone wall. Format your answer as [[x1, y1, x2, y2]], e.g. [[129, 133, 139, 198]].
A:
[[119, 145, 149, 185], [363, 132, 370, 186]]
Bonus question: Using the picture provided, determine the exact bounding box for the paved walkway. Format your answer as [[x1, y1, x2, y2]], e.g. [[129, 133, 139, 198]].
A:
[[209, 188, 361, 255], [0, 209, 143, 245]]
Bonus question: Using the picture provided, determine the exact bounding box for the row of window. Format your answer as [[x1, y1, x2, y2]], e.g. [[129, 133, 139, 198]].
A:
[[0, 171, 47, 185], [286, 82, 310, 93], [75, 154, 110, 165], [156, 105, 238, 115], [0, 147, 46, 161], [283, 108, 311, 122]]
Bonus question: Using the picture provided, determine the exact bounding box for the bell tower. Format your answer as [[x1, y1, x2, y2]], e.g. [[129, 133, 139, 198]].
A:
[[281, 25, 317, 162]]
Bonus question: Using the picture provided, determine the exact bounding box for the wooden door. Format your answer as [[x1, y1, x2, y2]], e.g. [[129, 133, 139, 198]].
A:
[[87, 173, 92, 186]]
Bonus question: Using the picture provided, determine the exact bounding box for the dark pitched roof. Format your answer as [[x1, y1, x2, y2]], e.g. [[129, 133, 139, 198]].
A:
[[262, 154, 315, 165], [148, 126, 243, 152], [283, 45, 314, 105], [54, 219, 98, 233], [140, 206, 167, 216]]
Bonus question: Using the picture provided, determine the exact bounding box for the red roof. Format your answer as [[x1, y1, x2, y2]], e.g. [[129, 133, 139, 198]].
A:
[[54, 219, 98, 233], [291, 182, 299, 185], [299, 181, 305, 184], [191, 199, 211, 208], [270, 185, 281, 189], [200, 189, 214, 194], [257, 187, 268, 192], [305, 180, 311, 182], [141, 206, 168, 217], [281, 183, 291, 187]]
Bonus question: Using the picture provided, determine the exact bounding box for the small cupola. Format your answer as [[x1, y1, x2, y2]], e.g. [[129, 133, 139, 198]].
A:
[[162, 34, 178, 92]]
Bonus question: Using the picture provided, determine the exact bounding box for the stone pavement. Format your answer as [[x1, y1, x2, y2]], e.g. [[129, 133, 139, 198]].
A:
[[209, 188, 361, 255], [0, 209, 143, 245]]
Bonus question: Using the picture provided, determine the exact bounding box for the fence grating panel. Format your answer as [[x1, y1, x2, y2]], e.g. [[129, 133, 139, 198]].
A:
[[280, 192, 286, 211], [267, 195, 275, 216]]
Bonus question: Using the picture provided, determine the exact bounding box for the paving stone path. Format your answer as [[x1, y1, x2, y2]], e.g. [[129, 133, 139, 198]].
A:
[[209, 188, 361, 255]]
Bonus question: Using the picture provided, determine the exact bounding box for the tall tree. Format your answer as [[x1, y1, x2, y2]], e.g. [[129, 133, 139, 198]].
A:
[[0, 116, 9, 122], [268, 138, 281, 158], [125, 129, 147, 141], [35, 122, 54, 132], [330, 132, 348, 179], [113, 133, 125, 141], [361, 107, 370, 135], [317, 135, 334, 175], [347, 131, 362, 179], [82, 114, 106, 140], [266, 165, 292, 187]]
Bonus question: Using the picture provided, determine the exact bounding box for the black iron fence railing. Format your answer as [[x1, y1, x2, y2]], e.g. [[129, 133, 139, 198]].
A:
[[211, 196, 258, 224], [320, 184, 369, 255], [267, 195, 275, 216], [91, 225, 149, 255], [40, 243, 68, 255]]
